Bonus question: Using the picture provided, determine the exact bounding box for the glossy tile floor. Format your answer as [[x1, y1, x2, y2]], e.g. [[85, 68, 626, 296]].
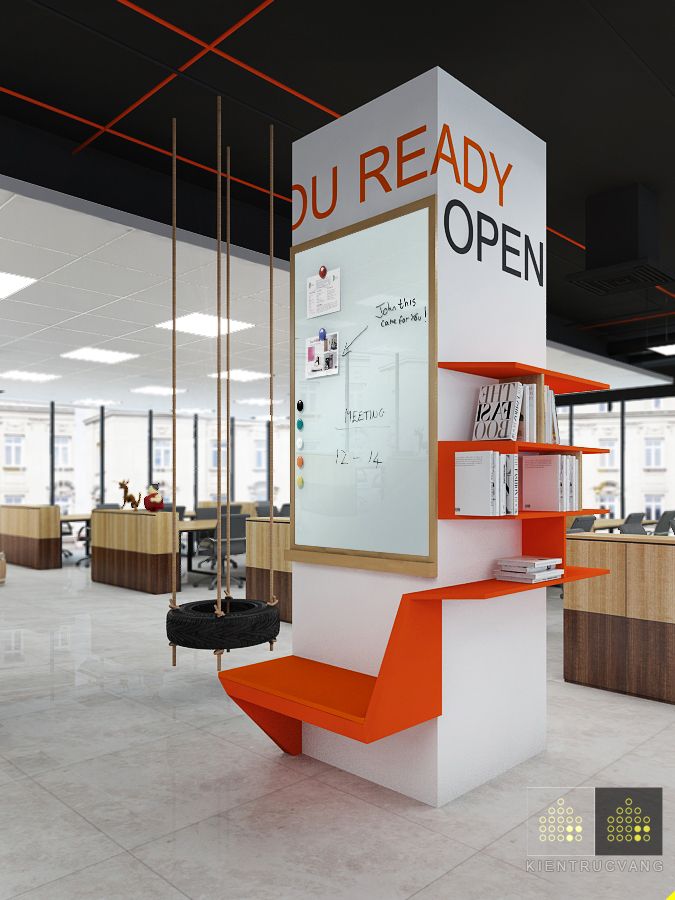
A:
[[0, 565, 673, 900]]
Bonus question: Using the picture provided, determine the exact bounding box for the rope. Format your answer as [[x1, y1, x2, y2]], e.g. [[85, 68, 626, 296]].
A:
[[225, 143, 232, 615], [170, 117, 178, 611], [267, 123, 277, 608], [215, 96, 224, 618]]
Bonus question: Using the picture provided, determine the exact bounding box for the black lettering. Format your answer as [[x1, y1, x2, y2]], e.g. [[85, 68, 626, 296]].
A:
[[525, 234, 544, 286], [443, 199, 473, 255], [502, 223, 521, 278], [476, 211, 498, 261]]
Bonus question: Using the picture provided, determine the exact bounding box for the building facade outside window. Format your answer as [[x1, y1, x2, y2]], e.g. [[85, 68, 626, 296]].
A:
[[210, 440, 227, 469], [254, 439, 266, 471], [644, 436, 664, 468], [4, 434, 23, 467], [4, 494, 24, 505], [54, 435, 71, 468], [644, 493, 664, 520], [598, 437, 617, 468], [153, 438, 172, 469]]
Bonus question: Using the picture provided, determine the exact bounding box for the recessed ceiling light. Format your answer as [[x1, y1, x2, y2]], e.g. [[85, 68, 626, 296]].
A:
[[178, 407, 214, 415], [0, 271, 37, 300], [155, 313, 254, 337], [252, 415, 290, 422], [73, 398, 121, 407], [130, 386, 187, 396], [0, 370, 60, 383], [649, 343, 675, 356], [237, 397, 282, 406], [209, 369, 269, 382], [61, 347, 139, 364]]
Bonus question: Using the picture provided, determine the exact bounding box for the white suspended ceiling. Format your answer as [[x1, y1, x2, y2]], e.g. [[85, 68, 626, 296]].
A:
[[0, 180, 290, 416]]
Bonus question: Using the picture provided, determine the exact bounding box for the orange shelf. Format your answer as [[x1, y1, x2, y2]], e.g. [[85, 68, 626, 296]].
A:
[[439, 361, 608, 394], [403, 566, 609, 601], [449, 508, 605, 521], [443, 440, 608, 456]]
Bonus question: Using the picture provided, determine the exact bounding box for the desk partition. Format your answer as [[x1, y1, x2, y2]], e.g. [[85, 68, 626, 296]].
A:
[[0, 505, 61, 569]]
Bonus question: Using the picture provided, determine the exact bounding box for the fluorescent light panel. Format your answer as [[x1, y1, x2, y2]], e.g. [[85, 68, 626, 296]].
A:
[[61, 347, 139, 364], [0, 271, 37, 300], [209, 370, 269, 382], [649, 343, 675, 356], [0, 369, 60, 383], [74, 398, 121, 407], [155, 313, 254, 337], [237, 397, 282, 406], [131, 386, 187, 396]]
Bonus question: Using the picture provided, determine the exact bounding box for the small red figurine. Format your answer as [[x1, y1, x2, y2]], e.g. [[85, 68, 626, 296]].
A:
[[143, 484, 164, 511]]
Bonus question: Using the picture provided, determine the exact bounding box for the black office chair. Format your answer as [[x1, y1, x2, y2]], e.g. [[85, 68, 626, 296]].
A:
[[230, 503, 242, 515], [76, 523, 91, 567], [61, 522, 73, 559], [162, 503, 186, 520], [279, 503, 290, 517], [256, 502, 276, 517], [619, 512, 647, 535], [202, 513, 248, 589], [567, 515, 595, 534], [652, 510, 675, 536], [97, 503, 120, 509]]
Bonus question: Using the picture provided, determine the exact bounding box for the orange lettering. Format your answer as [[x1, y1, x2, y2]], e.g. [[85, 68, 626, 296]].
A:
[[430, 124, 460, 183], [311, 167, 338, 220], [396, 125, 428, 188], [359, 146, 392, 203], [463, 137, 488, 194], [292, 183, 308, 230], [489, 152, 513, 207]]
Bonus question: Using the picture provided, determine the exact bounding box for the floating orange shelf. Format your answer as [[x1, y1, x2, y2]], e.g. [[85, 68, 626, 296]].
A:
[[403, 565, 609, 601], [444, 439, 608, 456], [449, 508, 605, 521], [439, 361, 608, 395]]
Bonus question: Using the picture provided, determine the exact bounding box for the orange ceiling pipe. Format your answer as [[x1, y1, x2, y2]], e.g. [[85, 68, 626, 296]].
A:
[[117, 0, 340, 119], [0, 84, 291, 203], [74, 0, 276, 155]]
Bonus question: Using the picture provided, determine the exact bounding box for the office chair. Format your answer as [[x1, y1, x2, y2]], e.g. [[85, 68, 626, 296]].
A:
[[256, 502, 276, 518], [278, 503, 290, 517], [567, 515, 595, 534], [203, 513, 248, 589], [162, 503, 186, 520], [76, 523, 91, 567], [652, 510, 675, 536], [97, 503, 120, 509], [61, 522, 73, 559], [619, 512, 647, 535]]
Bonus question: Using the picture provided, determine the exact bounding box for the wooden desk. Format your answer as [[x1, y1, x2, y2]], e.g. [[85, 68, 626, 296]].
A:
[[592, 518, 656, 532], [91, 509, 180, 594], [0, 505, 61, 569], [61, 513, 92, 524], [247, 516, 292, 623], [565, 533, 674, 703]]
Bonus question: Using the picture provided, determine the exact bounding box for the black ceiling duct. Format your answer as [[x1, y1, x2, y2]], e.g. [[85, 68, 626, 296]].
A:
[[566, 184, 675, 296]]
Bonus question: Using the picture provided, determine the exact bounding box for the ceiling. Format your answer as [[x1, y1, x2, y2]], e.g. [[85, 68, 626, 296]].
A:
[[0, 187, 289, 413], [1, 1, 675, 383]]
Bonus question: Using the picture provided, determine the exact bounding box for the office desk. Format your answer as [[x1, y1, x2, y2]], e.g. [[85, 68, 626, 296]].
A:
[[247, 516, 292, 623], [592, 518, 656, 533], [0, 505, 61, 569], [61, 513, 91, 524], [565, 533, 674, 703], [178, 519, 217, 573], [91, 509, 180, 594]]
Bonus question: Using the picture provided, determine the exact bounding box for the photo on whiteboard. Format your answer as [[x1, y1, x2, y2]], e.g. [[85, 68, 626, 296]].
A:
[[307, 267, 341, 319], [305, 332, 340, 379]]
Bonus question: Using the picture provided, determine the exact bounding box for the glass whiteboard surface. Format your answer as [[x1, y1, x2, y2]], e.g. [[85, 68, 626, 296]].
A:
[[293, 203, 433, 559]]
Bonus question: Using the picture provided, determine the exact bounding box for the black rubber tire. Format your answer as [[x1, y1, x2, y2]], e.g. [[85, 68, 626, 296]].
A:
[[166, 599, 280, 651]]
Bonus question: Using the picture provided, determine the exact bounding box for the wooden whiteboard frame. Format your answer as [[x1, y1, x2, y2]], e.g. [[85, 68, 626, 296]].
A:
[[288, 196, 438, 577]]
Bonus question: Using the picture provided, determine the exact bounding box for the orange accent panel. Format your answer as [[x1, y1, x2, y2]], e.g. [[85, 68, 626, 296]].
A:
[[522, 515, 566, 563], [219, 595, 442, 747], [233, 698, 302, 755], [403, 567, 608, 601], [439, 361, 608, 394]]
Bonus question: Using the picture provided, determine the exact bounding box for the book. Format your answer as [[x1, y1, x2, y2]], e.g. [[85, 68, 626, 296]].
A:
[[504, 452, 518, 515], [499, 454, 507, 515], [472, 382, 523, 441], [496, 555, 563, 572], [455, 450, 499, 516], [522, 454, 565, 510], [552, 388, 561, 444], [527, 384, 537, 441], [494, 568, 564, 583]]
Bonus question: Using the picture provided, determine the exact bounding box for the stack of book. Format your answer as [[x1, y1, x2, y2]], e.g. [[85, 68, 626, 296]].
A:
[[521, 454, 579, 511], [494, 556, 563, 583], [471, 380, 561, 444], [455, 450, 518, 515]]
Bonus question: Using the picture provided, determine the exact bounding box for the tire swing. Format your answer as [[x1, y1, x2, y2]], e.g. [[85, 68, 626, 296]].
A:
[[166, 102, 280, 668]]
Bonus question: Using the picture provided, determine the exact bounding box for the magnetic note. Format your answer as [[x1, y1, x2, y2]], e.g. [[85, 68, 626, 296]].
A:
[[307, 267, 340, 319]]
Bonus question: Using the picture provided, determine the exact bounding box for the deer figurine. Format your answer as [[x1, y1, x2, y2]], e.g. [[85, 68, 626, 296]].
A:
[[118, 480, 141, 510]]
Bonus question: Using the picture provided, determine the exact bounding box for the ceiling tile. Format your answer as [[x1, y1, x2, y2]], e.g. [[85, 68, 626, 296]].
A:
[[0, 298, 70, 326], [7, 280, 118, 314], [0, 237, 75, 279], [47, 258, 164, 295], [90, 230, 215, 275]]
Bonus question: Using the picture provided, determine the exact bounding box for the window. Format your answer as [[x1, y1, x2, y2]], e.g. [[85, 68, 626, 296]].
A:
[[598, 437, 617, 468], [645, 494, 664, 520], [153, 439, 172, 469], [644, 437, 664, 468], [597, 490, 618, 519], [597, 402, 609, 413], [210, 440, 227, 469], [254, 439, 266, 471], [652, 398, 662, 410], [54, 436, 71, 468], [3, 495, 23, 505], [4, 434, 23, 467]]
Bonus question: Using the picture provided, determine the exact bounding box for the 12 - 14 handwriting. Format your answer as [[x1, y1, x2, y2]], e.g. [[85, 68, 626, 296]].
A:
[[336, 449, 383, 466]]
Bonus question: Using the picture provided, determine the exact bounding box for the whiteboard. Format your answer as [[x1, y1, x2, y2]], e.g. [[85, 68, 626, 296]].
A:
[[291, 199, 436, 568]]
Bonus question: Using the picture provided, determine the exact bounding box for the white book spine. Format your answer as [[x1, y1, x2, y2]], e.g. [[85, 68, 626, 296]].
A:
[[504, 452, 518, 515], [509, 385, 524, 441], [558, 455, 565, 511], [490, 452, 498, 515], [530, 384, 537, 442], [499, 454, 506, 515]]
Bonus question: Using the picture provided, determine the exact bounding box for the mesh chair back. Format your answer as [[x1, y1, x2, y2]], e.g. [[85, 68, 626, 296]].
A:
[[97, 503, 120, 509], [619, 522, 647, 535], [567, 515, 595, 533], [623, 512, 645, 526], [279, 503, 290, 517], [653, 510, 675, 536]]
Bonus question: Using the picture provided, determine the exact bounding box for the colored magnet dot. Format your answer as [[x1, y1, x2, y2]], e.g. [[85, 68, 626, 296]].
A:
[[319, 265, 327, 279], [296, 399, 304, 411], [318, 327, 326, 341], [296, 438, 303, 450], [297, 456, 304, 468], [296, 475, 304, 488], [296, 418, 304, 430]]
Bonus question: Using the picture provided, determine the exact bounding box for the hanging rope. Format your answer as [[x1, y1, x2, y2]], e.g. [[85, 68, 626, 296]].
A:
[[215, 96, 224, 618], [267, 123, 278, 608], [170, 116, 178, 612], [226, 143, 232, 615]]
